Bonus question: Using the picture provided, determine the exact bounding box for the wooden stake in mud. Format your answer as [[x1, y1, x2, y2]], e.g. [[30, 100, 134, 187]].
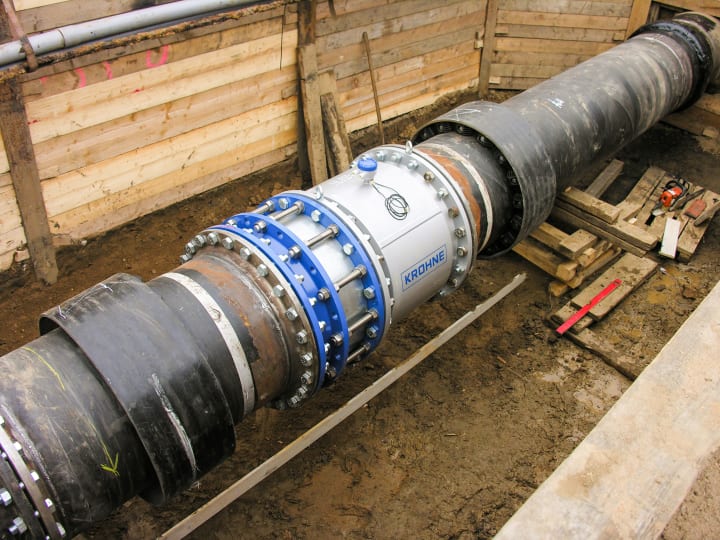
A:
[[161, 274, 527, 539], [362, 31, 384, 145]]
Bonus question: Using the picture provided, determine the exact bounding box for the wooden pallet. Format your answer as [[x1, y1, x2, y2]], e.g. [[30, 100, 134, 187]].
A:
[[514, 160, 718, 295]]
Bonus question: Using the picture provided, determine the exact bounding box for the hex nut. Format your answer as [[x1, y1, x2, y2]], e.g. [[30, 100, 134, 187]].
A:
[[454, 227, 466, 239], [296, 330, 308, 344], [375, 150, 386, 161], [222, 237, 235, 250], [192, 234, 206, 248], [239, 247, 251, 260], [342, 243, 354, 255], [365, 326, 378, 339], [253, 221, 267, 234], [278, 197, 289, 210], [407, 160, 418, 170], [185, 242, 196, 255], [363, 286, 376, 300], [437, 189, 448, 199], [424, 171, 435, 182], [179, 254, 192, 264], [300, 353, 313, 367], [272, 285, 285, 297], [285, 308, 299, 321], [206, 232, 220, 245], [457, 246, 468, 257], [310, 209, 322, 222], [0, 488, 11, 507], [300, 371, 313, 385], [9, 517, 27, 535], [288, 245, 302, 259], [257, 264, 269, 277]]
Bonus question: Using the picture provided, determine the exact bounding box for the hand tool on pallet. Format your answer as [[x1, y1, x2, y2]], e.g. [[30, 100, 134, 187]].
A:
[[555, 279, 623, 335], [652, 177, 690, 216], [694, 198, 720, 227]]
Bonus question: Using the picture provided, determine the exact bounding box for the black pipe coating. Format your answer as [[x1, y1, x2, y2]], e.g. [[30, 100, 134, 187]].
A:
[[0, 11, 719, 538]]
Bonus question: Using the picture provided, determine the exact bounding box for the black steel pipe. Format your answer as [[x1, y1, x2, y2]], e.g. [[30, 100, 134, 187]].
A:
[[0, 11, 719, 538]]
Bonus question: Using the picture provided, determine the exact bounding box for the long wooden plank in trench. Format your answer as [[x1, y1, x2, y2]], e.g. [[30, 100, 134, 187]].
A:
[[496, 279, 720, 539]]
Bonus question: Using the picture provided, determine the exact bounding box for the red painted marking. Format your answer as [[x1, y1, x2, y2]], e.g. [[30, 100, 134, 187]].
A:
[[556, 279, 623, 335], [75, 68, 87, 88], [145, 45, 170, 68], [103, 62, 114, 80], [39, 76, 48, 84]]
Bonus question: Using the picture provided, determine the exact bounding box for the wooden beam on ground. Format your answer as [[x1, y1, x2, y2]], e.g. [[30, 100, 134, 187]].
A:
[[0, 78, 58, 284], [478, 0, 499, 96], [498, 279, 720, 539], [585, 159, 624, 198], [160, 274, 527, 540]]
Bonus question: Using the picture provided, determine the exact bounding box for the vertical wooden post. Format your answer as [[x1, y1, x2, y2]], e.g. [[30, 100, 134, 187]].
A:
[[626, 0, 653, 38], [0, 6, 58, 283], [478, 0, 500, 97], [297, 0, 327, 185]]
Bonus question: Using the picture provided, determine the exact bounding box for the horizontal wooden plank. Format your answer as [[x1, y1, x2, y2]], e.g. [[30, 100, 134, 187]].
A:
[[495, 37, 616, 55], [53, 135, 297, 239], [343, 65, 478, 127], [490, 63, 565, 80], [316, 0, 391, 20], [316, 0, 479, 36], [492, 50, 593, 68], [695, 94, 720, 116], [339, 48, 477, 109], [23, 16, 289, 102], [26, 30, 297, 144], [0, 227, 27, 264], [345, 77, 476, 133], [35, 65, 297, 179], [43, 98, 297, 218], [659, 0, 720, 16], [495, 24, 620, 43], [498, 0, 632, 18], [559, 187, 621, 224], [318, 9, 483, 79], [0, 185, 22, 223], [318, 0, 482, 51], [0, 173, 11, 189], [497, 10, 628, 30], [490, 76, 545, 90]]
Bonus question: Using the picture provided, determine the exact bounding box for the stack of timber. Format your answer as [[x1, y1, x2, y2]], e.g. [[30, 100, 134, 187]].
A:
[[315, 0, 486, 133], [487, 0, 631, 91], [514, 160, 718, 295], [512, 160, 628, 296]]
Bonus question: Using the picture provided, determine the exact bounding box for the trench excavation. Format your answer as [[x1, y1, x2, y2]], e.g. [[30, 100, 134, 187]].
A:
[[0, 11, 719, 539]]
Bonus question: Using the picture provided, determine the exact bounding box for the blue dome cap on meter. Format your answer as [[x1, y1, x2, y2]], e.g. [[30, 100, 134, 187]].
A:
[[357, 157, 378, 172]]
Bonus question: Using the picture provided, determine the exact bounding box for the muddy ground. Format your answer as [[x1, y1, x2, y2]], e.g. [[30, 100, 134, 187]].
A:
[[1, 91, 719, 539]]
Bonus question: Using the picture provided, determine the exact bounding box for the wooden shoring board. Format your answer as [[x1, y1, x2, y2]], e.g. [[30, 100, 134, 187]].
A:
[[499, 280, 720, 540]]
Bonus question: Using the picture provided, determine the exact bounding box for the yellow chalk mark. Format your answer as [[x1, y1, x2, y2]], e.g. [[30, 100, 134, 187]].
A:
[[100, 441, 120, 477], [22, 346, 65, 391]]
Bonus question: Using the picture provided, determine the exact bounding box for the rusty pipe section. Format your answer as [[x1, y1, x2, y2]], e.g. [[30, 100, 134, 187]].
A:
[[0, 11, 719, 539]]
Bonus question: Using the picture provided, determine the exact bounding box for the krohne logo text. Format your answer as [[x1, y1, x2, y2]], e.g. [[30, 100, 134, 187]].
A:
[[401, 245, 447, 291]]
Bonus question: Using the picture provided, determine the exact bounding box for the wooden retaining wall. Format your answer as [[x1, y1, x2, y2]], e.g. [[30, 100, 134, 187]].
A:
[[0, 0, 718, 278]]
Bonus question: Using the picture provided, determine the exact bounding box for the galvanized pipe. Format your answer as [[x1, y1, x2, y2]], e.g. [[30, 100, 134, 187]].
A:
[[0, 12, 718, 539], [0, 0, 260, 68]]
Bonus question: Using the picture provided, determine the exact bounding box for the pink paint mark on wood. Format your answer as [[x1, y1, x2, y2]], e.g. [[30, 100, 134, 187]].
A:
[[74, 68, 87, 88], [103, 62, 114, 80], [145, 45, 170, 68]]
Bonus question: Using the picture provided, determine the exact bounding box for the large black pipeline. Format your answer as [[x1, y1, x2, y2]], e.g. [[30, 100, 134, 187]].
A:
[[0, 12, 719, 539]]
